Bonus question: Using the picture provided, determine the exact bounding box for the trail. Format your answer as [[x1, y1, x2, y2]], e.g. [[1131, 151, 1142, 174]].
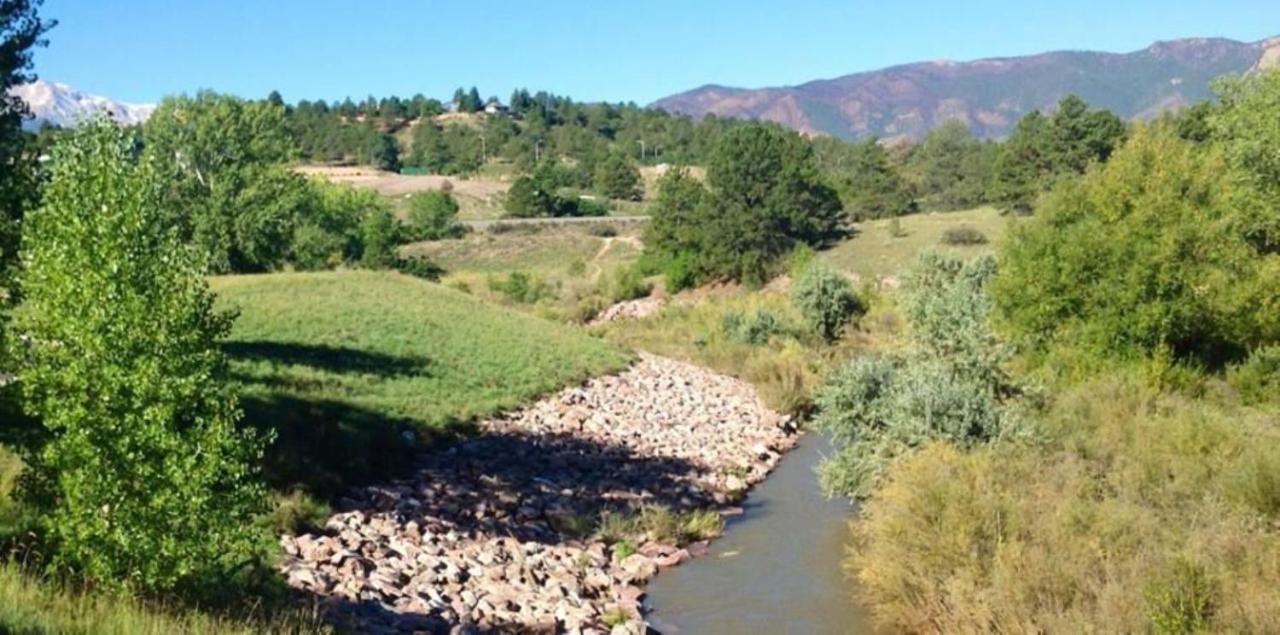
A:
[[589, 235, 643, 281]]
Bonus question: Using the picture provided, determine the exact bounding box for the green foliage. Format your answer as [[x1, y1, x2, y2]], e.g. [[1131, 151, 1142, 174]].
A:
[[644, 125, 842, 285], [989, 95, 1126, 213], [143, 91, 308, 273], [835, 138, 916, 221], [814, 252, 1021, 498], [367, 133, 399, 172], [593, 152, 642, 201], [600, 266, 651, 304], [358, 206, 402, 270], [1143, 559, 1218, 635], [0, 0, 52, 300], [1211, 70, 1280, 254], [721, 308, 782, 345], [905, 120, 996, 211], [790, 265, 863, 341], [488, 271, 554, 304], [993, 123, 1280, 370], [405, 190, 465, 240], [1226, 345, 1280, 406], [290, 178, 386, 271], [13, 120, 268, 596]]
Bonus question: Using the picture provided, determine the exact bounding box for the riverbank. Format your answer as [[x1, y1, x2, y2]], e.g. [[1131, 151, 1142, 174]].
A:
[[279, 354, 798, 632]]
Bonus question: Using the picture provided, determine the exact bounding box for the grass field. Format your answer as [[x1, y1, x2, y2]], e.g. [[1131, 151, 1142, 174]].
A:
[[818, 207, 1018, 283], [211, 270, 631, 493]]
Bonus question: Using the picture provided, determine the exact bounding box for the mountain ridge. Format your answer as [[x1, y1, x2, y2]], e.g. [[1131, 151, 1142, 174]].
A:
[[653, 36, 1280, 141]]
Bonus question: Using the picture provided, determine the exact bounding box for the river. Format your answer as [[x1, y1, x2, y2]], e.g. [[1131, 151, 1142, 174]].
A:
[[643, 434, 875, 634]]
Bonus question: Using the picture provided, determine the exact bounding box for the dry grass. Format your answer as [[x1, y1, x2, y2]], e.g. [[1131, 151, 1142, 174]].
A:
[[818, 207, 1019, 284], [852, 377, 1280, 633]]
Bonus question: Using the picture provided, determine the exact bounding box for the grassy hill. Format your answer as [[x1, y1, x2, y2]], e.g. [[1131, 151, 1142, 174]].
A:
[[210, 270, 630, 494]]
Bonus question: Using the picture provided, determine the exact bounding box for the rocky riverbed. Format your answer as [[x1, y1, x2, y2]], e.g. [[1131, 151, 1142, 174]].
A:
[[280, 354, 797, 633]]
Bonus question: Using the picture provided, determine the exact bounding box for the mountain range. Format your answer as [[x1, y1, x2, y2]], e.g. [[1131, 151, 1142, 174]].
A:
[[9, 80, 154, 130], [653, 36, 1280, 141]]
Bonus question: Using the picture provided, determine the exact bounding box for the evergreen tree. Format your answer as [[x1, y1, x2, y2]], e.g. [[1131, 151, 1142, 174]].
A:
[[593, 152, 642, 200]]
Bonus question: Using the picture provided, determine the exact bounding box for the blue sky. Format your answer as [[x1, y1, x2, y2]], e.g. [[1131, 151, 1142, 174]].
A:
[[31, 1, 1280, 105]]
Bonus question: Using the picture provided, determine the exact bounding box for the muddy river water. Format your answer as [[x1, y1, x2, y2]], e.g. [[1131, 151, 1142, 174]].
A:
[[644, 434, 875, 634]]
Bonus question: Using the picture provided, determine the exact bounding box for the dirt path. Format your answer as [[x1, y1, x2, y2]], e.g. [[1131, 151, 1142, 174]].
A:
[[280, 354, 797, 634], [588, 235, 644, 281]]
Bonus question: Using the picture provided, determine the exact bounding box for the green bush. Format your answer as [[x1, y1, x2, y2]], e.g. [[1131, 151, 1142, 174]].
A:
[[1227, 345, 1280, 406], [663, 251, 698, 292], [584, 223, 617, 238], [940, 225, 988, 245], [994, 119, 1280, 371], [790, 265, 863, 341], [593, 153, 642, 201], [358, 206, 403, 270], [13, 119, 268, 597], [814, 252, 1022, 498], [488, 271, 554, 304], [602, 266, 651, 304], [405, 190, 465, 241], [721, 308, 782, 345], [393, 256, 445, 281]]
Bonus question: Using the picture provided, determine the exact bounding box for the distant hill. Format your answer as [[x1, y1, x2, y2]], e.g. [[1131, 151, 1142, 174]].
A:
[[9, 80, 154, 130], [653, 36, 1280, 141]]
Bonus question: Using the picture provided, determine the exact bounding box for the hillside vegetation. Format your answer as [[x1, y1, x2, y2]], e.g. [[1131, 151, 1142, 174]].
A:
[[212, 270, 631, 493]]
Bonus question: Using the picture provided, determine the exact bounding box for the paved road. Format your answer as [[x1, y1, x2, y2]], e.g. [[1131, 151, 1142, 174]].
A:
[[462, 215, 649, 229]]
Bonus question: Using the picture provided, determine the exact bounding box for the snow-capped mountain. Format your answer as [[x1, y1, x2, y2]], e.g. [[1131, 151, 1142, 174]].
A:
[[9, 79, 154, 130]]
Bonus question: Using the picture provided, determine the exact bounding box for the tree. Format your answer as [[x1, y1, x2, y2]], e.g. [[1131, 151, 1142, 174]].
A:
[[14, 119, 268, 595], [368, 132, 399, 172], [504, 174, 557, 217], [405, 189, 464, 240], [409, 122, 450, 173], [0, 0, 54, 296], [359, 206, 402, 270], [993, 124, 1280, 368], [699, 124, 842, 283], [143, 91, 307, 272], [906, 120, 995, 211], [989, 111, 1052, 213], [839, 139, 915, 221], [593, 152, 642, 200]]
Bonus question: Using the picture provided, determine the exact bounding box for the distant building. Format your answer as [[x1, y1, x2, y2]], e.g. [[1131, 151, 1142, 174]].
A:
[[483, 98, 508, 115]]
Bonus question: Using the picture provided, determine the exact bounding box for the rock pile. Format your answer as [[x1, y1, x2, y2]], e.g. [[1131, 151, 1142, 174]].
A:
[[589, 297, 664, 325], [280, 354, 796, 633]]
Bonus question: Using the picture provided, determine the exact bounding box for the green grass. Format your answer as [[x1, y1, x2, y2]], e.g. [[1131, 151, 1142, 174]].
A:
[[210, 270, 631, 494], [0, 562, 327, 635], [818, 207, 1019, 282]]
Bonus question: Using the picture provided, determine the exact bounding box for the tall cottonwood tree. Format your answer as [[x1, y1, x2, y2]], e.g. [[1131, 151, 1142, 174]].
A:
[[16, 119, 268, 595]]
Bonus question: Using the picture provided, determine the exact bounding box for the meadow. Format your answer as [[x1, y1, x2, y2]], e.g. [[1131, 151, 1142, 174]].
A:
[[211, 270, 630, 494]]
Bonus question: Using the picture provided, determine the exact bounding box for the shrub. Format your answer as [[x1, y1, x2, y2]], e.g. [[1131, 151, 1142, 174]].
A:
[[993, 123, 1280, 370], [393, 256, 445, 281], [721, 308, 782, 345], [14, 119, 268, 597], [583, 223, 617, 238], [601, 266, 651, 304], [790, 265, 863, 341], [852, 378, 1280, 632], [566, 258, 587, 277], [488, 271, 554, 304], [359, 206, 403, 270], [405, 190, 464, 241], [813, 252, 1022, 498], [940, 225, 987, 245], [1226, 345, 1280, 406], [663, 251, 698, 292], [593, 153, 643, 201]]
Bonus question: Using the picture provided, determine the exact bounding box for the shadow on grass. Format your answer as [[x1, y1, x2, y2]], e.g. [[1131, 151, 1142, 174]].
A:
[[222, 341, 432, 379], [239, 394, 473, 500]]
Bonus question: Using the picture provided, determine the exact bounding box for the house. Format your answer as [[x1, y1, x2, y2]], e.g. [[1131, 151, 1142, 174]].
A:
[[483, 98, 508, 115]]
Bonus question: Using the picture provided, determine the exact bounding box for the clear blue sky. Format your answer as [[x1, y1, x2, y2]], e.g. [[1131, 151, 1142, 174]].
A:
[[31, 0, 1280, 105]]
